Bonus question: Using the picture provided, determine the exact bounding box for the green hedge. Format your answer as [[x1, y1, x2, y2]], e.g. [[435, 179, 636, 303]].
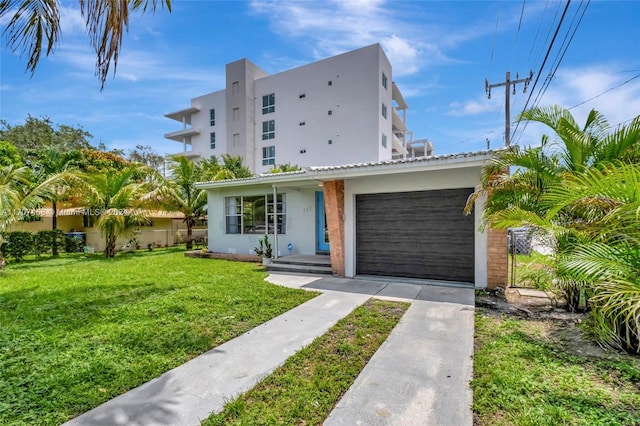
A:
[[0, 230, 85, 261]]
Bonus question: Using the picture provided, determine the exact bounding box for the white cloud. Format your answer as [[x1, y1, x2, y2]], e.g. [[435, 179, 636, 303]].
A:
[[447, 99, 499, 116]]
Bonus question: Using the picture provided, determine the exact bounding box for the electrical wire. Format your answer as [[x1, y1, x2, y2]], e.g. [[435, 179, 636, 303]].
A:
[[568, 73, 640, 110]]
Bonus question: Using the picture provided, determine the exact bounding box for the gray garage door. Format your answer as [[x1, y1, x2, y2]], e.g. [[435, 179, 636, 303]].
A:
[[356, 188, 475, 283]]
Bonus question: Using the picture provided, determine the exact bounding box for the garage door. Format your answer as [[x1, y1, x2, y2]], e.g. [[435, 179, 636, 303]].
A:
[[356, 188, 475, 283]]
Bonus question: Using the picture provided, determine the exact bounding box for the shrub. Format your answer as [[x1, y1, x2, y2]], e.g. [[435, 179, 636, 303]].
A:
[[4, 232, 33, 261], [33, 230, 65, 257]]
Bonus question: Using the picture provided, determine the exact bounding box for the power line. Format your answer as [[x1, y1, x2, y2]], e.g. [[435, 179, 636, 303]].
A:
[[569, 73, 640, 110]]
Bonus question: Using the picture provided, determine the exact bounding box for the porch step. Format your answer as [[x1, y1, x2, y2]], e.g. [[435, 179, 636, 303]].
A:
[[267, 255, 332, 275]]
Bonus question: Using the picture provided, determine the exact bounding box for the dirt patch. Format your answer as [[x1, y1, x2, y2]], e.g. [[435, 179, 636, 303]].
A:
[[475, 288, 627, 360]]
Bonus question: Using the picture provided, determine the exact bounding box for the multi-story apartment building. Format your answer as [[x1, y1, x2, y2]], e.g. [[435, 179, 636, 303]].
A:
[[164, 44, 419, 173]]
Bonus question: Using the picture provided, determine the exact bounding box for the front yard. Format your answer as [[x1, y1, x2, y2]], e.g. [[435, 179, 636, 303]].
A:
[[0, 249, 316, 425], [473, 311, 640, 425]]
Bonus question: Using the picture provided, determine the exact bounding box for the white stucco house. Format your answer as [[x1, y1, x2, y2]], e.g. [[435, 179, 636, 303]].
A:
[[195, 151, 508, 289], [164, 44, 434, 174]]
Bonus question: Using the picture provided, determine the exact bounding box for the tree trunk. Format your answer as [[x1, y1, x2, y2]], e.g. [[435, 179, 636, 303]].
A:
[[104, 233, 116, 258], [52, 201, 59, 257], [186, 225, 193, 250]]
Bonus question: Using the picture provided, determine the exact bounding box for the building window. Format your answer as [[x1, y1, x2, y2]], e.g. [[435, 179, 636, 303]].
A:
[[262, 120, 275, 140], [328, 139, 332, 145], [328, 80, 332, 86], [210, 132, 216, 149], [225, 194, 286, 235], [262, 93, 275, 114], [299, 121, 306, 126], [262, 145, 275, 165], [232, 81, 239, 95], [382, 72, 388, 89], [381, 133, 387, 148], [209, 108, 215, 126], [328, 110, 332, 115], [299, 93, 306, 99], [381, 103, 387, 119], [233, 107, 240, 121], [233, 133, 240, 146]]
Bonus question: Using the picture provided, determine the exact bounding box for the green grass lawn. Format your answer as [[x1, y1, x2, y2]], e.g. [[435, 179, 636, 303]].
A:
[[203, 299, 409, 426], [0, 249, 317, 425], [473, 312, 640, 425]]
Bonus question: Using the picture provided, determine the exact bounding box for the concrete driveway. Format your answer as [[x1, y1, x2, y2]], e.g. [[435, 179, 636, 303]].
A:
[[267, 274, 475, 426]]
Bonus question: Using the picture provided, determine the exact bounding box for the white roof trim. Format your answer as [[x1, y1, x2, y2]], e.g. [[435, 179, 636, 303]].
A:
[[195, 150, 499, 190]]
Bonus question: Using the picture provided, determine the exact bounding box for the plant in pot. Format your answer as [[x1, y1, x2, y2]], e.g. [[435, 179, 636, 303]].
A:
[[254, 234, 273, 265]]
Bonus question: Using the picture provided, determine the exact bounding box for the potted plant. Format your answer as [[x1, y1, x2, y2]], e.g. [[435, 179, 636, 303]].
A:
[[254, 234, 273, 265]]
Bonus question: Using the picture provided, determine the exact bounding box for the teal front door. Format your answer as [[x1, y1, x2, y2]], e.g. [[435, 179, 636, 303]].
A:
[[316, 191, 330, 252]]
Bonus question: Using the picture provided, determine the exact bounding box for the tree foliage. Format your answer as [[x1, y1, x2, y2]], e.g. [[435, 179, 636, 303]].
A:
[[0, 0, 172, 89]]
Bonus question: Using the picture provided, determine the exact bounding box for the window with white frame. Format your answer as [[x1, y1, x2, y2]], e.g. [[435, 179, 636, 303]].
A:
[[209, 108, 215, 126], [382, 72, 388, 89], [262, 93, 275, 114], [381, 103, 387, 119], [262, 145, 275, 165], [210, 132, 216, 149], [225, 194, 286, 234], [262, 120, 275, 140], [381, 133, 387, 148]]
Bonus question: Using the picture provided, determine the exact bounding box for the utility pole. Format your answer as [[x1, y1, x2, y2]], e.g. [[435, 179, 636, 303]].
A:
[[485, 71, 533, 147]]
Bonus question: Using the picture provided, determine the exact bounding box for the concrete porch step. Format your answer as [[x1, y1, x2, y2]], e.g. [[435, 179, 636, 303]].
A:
[[267, 263, 333, 275], [267, 255, 332, 275], [270, 255, 331, 267]]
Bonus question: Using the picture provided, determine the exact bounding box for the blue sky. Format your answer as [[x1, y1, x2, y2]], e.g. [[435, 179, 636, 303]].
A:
[[1, 0, 639, 157]]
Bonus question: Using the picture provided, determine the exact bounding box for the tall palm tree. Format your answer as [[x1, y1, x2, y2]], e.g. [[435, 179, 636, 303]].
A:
[[0, 0, 172, 89], [80, 166, 157, 257], [32, 146, 81, 255], [162, 155, 207, 250]]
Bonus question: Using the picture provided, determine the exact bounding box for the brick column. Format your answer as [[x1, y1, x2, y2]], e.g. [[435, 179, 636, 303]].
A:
[[486, 227, 508, 289], [323, 180, 345, 276]]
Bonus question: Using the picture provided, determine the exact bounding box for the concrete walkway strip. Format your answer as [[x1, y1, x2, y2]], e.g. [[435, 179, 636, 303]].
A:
[[324, 299, 475, 426], [64, 291, 370, 426]]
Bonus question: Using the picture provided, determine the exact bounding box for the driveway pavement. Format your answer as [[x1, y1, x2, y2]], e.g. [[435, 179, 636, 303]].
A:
[[64, 274, 475, 426]]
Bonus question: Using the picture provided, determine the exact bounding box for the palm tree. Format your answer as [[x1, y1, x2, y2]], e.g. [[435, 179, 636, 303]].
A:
[[162, 155, 207, 250], [80, 166, 158, 257], [0, 0, 172, 89], [32, 146, 81, 255], [467, 106, 639, 311]]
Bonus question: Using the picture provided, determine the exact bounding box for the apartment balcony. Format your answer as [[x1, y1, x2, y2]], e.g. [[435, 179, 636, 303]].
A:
[[392, 108, 407, 133], [392, 82, 408, 110], [170, 150, 202, 160], [165, 106, 199, 124], [164, 128, 200, 142], [392, 134, 408, 156]]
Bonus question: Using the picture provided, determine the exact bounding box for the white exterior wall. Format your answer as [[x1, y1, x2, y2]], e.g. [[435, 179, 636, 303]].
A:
[[166, 44, 400, 172], [252, 44, 391, 173], [343, 166, 488, 287], [188, 91, 227, 158], [206, 185, 318, 257]]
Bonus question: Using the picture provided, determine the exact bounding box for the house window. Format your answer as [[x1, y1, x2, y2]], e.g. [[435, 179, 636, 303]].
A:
[[209, 108, 215, 126], [262, 145, 275, 165], [382, 72, 388, 89], [210, 132, 216, 149], [225, 194, 286, 234], [232, 81, 240, 95], [381, 103, 387, 119], [233, 133, 240, 146], [262, 120, 275, 140], [83, 214, 96, 228], [382, 133, 387, 148], [262, 93, 275, 114], [233, 107, 240, 121]]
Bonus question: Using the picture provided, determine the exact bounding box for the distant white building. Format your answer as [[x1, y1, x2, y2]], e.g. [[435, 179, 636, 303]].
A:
[[164, 44, 429, 173]]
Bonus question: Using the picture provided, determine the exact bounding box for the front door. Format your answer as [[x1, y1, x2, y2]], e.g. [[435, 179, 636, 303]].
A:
[[316, 191, 330, 252]]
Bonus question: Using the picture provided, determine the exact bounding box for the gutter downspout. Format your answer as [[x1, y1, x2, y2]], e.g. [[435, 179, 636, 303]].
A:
[[272, 185, 278, 259]]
